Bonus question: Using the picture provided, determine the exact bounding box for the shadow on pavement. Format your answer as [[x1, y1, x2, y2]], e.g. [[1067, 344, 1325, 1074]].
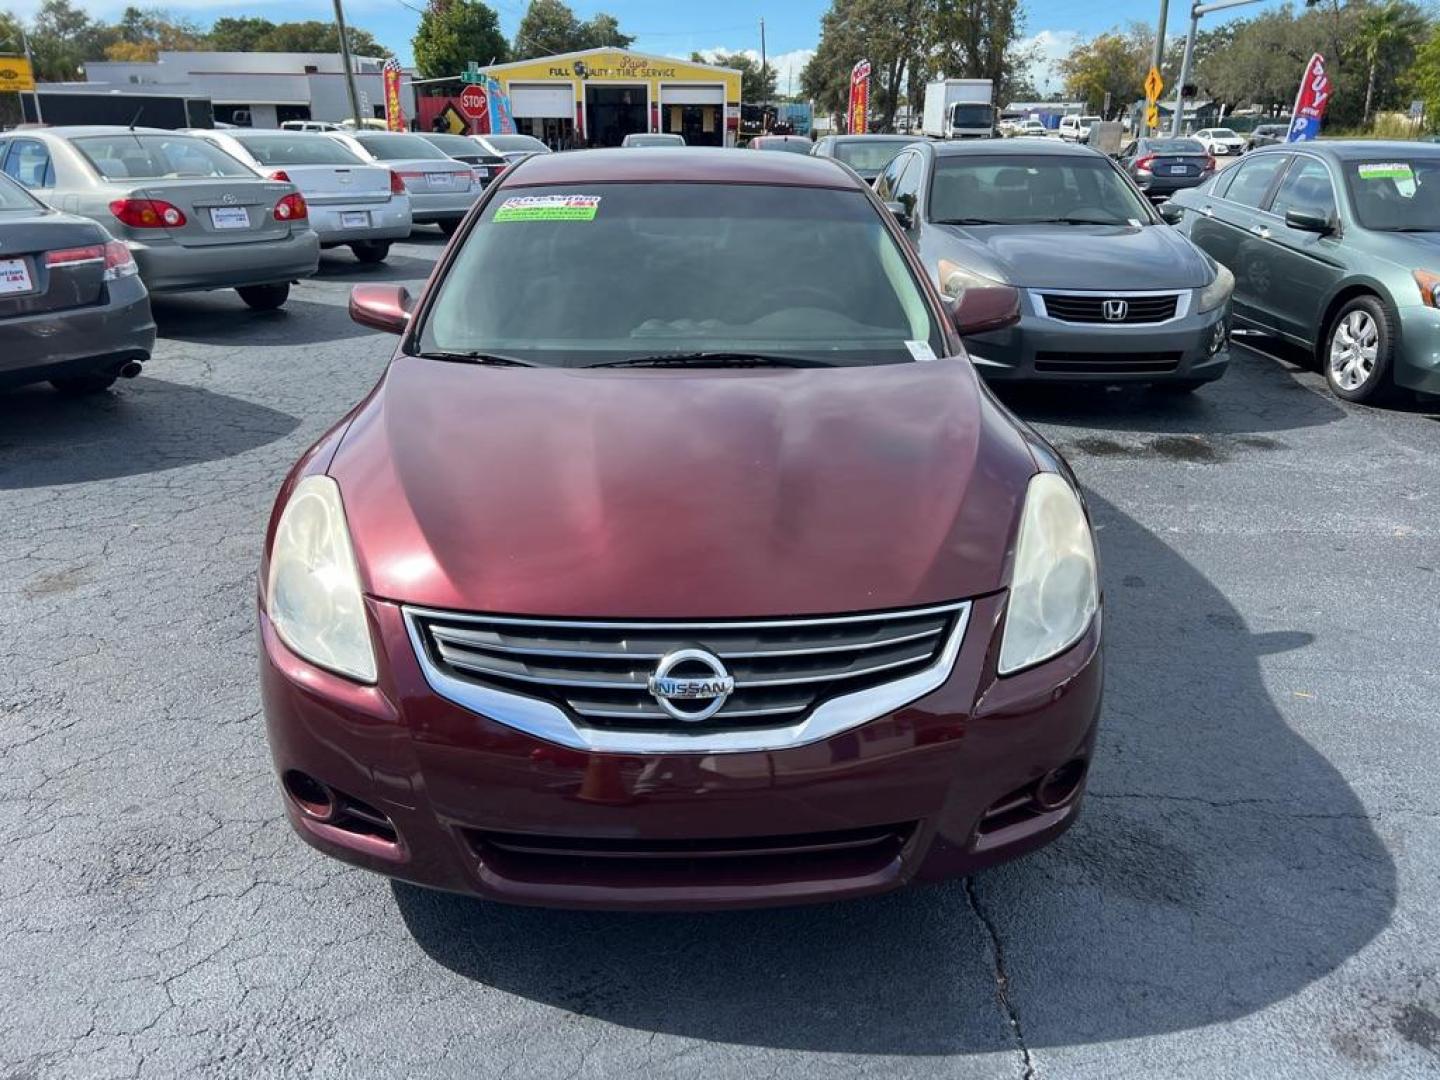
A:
[[393, 494, 1394, 1054], [313, 251, 437, 285], [151, 294, 375, 345], [0, 376, 299, 489]]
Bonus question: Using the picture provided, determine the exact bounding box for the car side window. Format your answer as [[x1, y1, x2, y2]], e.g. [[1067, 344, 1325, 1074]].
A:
[[1120, 141, 1137, 158], [1224, 154, 1289, 209], [1270, 157, 1336, 221], [2, 139, 54, 189], [875, 152, 910, 200], [891, 154, 923, 217]]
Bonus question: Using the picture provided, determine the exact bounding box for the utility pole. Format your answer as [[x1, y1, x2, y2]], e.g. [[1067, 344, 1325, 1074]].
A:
[[1149, 0, 1168, 133], [332, 0, 364, 128], [759, 16, 768, 124], [1170, 0, 1264, 135]]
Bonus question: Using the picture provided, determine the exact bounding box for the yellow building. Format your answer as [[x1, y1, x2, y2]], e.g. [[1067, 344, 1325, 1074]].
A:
[[481, 48, 742, 149]]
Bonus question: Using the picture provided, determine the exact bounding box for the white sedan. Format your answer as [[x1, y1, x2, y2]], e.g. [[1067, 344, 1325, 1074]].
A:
[[1194, 128, 1246, 156]]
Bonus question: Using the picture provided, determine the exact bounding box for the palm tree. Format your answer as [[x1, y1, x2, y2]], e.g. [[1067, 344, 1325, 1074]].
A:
[[1356, 1, 1425, 127]]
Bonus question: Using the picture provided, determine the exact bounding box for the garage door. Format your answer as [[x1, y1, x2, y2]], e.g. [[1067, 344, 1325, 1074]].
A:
[[509, 83, 574, 119], [659, 84, 724, 106]]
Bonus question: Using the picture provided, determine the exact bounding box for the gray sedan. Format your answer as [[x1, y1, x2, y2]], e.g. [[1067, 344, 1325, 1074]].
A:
[[0, 127, 319, 310], [0, 172, 154, 394], [875, 138, 1234, 390], [323, 131, 480, 236]]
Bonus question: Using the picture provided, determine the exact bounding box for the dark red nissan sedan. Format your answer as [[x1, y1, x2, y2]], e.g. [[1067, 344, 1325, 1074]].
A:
[[259, 148, 1103, 910]]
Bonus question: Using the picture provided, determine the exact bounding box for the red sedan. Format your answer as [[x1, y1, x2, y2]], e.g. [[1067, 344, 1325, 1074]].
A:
[[259, 148, 1103, 910]]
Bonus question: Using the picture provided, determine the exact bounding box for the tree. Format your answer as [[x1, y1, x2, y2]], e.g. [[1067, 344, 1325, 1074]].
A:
[[1058, 32, 1146, 115], [1412, 26, 1440, 129], [513, 1, 630, 58], [1356, 1, 1427, 124], [256, 21, 380, 56], [28, 0, 114, 80], [691, 51, 776, 102], [580, 12, 632, 49], [413, 0, 508, 79], [801, 0, 931, 131], [207, 17, 278, 52], [103, 6, 204, 62]]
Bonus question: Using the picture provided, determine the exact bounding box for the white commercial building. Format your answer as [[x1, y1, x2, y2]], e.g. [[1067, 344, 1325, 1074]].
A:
[[81, 51, 417, 129]]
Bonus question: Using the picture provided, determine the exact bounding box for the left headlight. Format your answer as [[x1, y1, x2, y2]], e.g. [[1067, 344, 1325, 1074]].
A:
[[998, 472, 1099, 676], [1196, 262, 1235, 313], [265, 475, 377, 683]]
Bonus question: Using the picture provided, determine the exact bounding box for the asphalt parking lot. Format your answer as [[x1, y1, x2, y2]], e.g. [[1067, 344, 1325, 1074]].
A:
[[2, 231, 1438, 1079]]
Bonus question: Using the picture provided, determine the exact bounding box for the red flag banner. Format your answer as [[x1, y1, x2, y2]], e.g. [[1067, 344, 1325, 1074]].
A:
[[383, 57, 407, 132], [849, 60, 871, 135], [1286, 53, 1330, 143]]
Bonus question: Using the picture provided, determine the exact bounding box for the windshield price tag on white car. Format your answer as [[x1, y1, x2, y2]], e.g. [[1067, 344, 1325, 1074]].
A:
[[209, 206, 249, 230], [0, 258, 33, 294], [906, 340, 938, 362]]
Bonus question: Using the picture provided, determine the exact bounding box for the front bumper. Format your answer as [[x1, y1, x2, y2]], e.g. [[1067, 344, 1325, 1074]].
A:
[[966, 290, 1231, 383], [261, 594, 1103, 911], [407, 189, 482, 224], [1135, 172, 1210, 197], [309, 197, 413, 245], [129, 230, 320, 293], [0, 274, 154, 389], [1395, 304, 1440, 395]]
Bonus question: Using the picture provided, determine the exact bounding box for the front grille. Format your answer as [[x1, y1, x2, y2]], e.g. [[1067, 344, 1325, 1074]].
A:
[[409, 603, 963, 733], [1040, 293, 1180, 324], [1035, 351, 1182, 374]]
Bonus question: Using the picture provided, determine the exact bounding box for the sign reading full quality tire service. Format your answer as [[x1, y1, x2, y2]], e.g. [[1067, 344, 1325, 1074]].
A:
[[1286, 53, 1331, 143], [849, 60, 871, 135]]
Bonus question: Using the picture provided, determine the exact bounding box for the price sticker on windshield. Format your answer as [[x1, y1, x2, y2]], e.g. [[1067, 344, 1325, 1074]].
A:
[[1357, 162, 1413, 181], [494, 194, 602, 222]]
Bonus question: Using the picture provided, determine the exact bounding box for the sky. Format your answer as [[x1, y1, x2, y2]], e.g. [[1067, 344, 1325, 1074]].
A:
[[2, 0, 1287, 93]]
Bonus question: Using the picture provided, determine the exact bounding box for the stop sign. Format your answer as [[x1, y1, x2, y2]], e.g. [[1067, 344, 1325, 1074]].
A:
[[459, 84, 488, 120]]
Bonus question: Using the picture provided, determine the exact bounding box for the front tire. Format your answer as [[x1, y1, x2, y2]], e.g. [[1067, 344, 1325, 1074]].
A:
[[237, 283, 290, 311], [1324, 296, 1394, 403], [51, 373, 119, 395], [351, 240, 391, 264]]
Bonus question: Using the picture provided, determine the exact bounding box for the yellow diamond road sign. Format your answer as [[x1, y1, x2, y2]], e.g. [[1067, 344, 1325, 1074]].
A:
[[1146, 104, 1160, 130], [1144, 66, 1163, 103], [0, 56, 36, 93]]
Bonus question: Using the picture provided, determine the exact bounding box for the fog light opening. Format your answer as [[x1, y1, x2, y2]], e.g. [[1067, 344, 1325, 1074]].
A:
[[1035, 758, 1087, 811], [283, 770, 336, 822]]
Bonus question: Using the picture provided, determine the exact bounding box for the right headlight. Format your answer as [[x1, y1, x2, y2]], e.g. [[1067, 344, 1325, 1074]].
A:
[[265, 475, 377, 683], [998, 473, 1099, 675], [1196, 262, 1235, 312]]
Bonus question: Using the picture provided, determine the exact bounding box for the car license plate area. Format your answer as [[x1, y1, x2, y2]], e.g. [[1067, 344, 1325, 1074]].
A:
[[1169, 166, 1189, 175], [209, 206, 250, 230], [341, 211, 370, 229], [426, 172, 454, 188], [0, 257, 34, 295]]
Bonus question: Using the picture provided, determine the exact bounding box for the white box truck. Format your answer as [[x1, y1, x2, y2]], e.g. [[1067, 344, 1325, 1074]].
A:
[[922, 79, 995, 139]]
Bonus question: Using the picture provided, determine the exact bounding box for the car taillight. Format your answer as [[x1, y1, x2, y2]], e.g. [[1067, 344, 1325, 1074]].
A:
[[471, 167, 487, 185], [44, 244, 105, 267], [103, 239, 138, 280], [389, 170, 407, 193], [267, 169, 292, 182], [274, 193, 308, 221], [109, 198, 186, 228], [1204, 155, 1217, 172], [1133, 155, 1154, 173]]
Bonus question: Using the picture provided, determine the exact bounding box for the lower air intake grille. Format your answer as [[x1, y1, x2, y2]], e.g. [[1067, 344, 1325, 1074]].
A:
[[1035, 351, 1182, 374], [408, 602, 964, 733]]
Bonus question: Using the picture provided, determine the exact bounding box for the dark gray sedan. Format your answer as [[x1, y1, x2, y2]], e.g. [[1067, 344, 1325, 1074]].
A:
[[0, 172, 154, 394], [875, 138, 1233, 390], [1117, 136, 1216, 199], [810, 134, 919, 184]]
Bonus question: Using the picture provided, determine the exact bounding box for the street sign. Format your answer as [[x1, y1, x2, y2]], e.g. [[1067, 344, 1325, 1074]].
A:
[[1146, 104, 1160, 130], [1144, 66, 1163, 103], [458, 83, 488, 119], [1411, 99, 1424, 120], [0, 56, 35, 93], [462, 62, 482, 86]]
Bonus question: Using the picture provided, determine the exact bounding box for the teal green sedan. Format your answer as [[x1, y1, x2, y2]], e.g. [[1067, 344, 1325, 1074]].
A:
[[1168, 141, 1440, 403]]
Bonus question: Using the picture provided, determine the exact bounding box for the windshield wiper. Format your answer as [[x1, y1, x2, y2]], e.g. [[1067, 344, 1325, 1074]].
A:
[[412, 349, 541, 367], [1022, 217, 1130, 226], [932, 217, 1007, 225], [586, 352, 832, 369]]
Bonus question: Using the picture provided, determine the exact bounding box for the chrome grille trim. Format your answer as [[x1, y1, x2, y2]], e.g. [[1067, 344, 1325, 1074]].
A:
[[1029, 287, 1192, 326], [402, 601, 971, 754]]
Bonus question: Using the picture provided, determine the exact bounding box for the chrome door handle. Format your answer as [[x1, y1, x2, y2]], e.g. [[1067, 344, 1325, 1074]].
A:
[[1250, 225, 1271, 239], [1201, 205, 1213, 217]]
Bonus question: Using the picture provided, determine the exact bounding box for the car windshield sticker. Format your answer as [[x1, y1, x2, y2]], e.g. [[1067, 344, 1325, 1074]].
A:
[[906, 339, 937, 362], [1357, 163, 1413, 182], [494, 194, 601, 222]]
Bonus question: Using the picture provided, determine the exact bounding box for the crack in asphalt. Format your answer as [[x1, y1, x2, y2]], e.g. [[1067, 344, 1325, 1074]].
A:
[[963, 876, 1036, 1080]]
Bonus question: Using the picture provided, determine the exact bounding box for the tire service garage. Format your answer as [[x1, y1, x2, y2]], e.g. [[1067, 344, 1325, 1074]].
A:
[[480, 49, 742, 149]]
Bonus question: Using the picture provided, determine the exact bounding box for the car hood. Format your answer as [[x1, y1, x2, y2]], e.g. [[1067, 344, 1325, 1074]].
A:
[[932, 221, 1214, 290], [329, 355, 1038, 619]]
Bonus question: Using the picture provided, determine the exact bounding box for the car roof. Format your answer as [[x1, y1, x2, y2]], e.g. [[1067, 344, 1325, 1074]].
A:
[[22, 125, 201, 138], [502, 147, 862, 189], [1249, 139, 1440, 161], [931, 138, 1096, 158], [829, 134, 919, 142]]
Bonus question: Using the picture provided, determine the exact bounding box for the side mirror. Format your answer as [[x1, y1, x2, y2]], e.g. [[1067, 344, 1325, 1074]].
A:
[[884, 200, 913, 229], [349, 284, 412, 334], [1284, 208, 1334, 234], [1159, 203, 1184, 225]]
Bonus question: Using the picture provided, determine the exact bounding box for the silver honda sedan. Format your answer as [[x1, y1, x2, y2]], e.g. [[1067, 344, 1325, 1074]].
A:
[[0, 126, 319, 309], [322, 131, 480, 236]]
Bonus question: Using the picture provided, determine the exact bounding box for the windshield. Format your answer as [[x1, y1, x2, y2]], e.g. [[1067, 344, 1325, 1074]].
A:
[[423, 133, 483, 156], [354, 133, 449, 161], [0, 172, 42, 210], [420, 183, 940, 366], [484, 134, 549, 153], [1211, 129, 1238, 139], [1145, 139, 1206, 155], [754, 138, 812, 154], [73, 134, 255, 179], [1081, 116, 1101, 126], [929, 154, 1155, 226], [1345, 158, 1440, 231], [232, 133, 364, 166], [625, 134, 685, 147], [832, 139, 914, 171], [951, 105, 994, 128]]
